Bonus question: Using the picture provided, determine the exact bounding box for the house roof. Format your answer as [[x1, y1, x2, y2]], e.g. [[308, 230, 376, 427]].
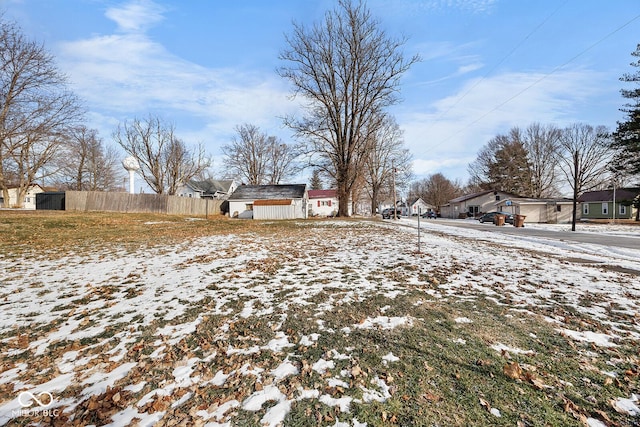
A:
[[578, 187, 640, 203], [308, 189, 337, 199], [189, 179, 234, 194], [229, 184, 307, 201], [502, 197, 573, 205], [449, 190, 520, 204], [408, 198, 425, 206]]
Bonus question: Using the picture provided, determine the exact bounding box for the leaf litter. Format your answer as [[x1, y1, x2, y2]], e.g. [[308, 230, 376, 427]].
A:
[[0, 215, 639, 426]]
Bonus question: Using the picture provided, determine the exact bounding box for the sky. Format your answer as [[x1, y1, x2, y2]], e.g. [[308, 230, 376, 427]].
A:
[[4, 0, 640, 187]]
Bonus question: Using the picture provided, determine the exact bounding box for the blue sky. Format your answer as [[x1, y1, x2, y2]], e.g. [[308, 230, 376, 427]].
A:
[[5, 0, 640, 186]]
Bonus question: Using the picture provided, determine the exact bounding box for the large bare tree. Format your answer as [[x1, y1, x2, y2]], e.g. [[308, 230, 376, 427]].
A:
[[409, 173, 462, 213], [0, 17, 82, 207], [557, 123, 613, 231], [522, 123, 562, 197], [363, 114, 411, 214], [112, 115, 210, 195], [55, 126, 121, 191], [222, 123, 299, 185], [278, 0, 419, 216]]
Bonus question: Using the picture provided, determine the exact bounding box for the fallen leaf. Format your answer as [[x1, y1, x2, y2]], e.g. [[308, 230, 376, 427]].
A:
[[503, 362, 523, 380]]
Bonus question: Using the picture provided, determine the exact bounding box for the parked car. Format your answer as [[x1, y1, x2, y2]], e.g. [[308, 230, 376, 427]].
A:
[[421, 211, 437, 219], [382, 208, 402, 219], [478, 211, 514, 224]]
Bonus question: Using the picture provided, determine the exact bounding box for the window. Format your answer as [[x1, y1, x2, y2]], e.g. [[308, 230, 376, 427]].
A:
[[246, 203, 253, 211], [495, 195, 501, 201], [619, 204, 627, 215], [602, 202, 608, 215], [556, 205, 561, 212], [468, 206, 479, 216], [583, 204, 589, 215]]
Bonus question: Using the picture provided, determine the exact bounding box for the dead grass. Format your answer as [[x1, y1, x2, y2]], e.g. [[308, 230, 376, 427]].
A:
[[0, 211, 638, 426]]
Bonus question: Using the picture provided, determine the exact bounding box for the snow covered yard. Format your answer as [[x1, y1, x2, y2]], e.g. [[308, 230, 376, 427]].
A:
[[0, 213, 639, 426]]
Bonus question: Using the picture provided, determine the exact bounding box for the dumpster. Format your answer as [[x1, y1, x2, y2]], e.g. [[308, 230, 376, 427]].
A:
[[494, 214, 505, 226], [514, 214, 526, 227]]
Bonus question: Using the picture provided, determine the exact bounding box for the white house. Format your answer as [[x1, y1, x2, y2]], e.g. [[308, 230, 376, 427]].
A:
[[308, 189, 339, 217], [227, 184, 308, 220], [177, 179, 237, 200], [407, 198, 433, 216], [0, 184, 44, 209]]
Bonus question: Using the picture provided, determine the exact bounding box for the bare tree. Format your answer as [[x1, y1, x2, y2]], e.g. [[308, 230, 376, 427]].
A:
[[410, 173, 462, 213], [522, 123, 562, 197], [55, 126, 121, 191], [557, 123, 613, 231], [0, 17, 82, 207], [363, 115, 411, 215], [222, 123, 299, 185], [278, 0, 419, 216], [112, 115, 210, 195]]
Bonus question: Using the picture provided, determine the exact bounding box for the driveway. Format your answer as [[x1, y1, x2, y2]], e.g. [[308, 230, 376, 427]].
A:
[[405, 217, 640, 251]]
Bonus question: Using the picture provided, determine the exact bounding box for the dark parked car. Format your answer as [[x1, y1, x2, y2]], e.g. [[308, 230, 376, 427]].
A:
[[478, 211, 514, 224], [421, 211, 437, 219], [382, 208, 402, 219]]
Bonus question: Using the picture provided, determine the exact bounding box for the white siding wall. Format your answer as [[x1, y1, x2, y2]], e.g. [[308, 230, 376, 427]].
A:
[[310, 197, 338, 216]]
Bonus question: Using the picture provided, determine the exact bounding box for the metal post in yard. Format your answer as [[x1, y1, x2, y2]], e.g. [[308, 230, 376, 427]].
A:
[[417, 207, 421, 253]]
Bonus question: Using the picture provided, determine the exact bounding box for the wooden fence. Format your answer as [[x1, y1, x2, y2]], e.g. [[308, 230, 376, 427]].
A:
[[65, 191, 222, 216]]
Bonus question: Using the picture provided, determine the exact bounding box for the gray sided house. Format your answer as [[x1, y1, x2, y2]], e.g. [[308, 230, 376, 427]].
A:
[[228, 184, 308, 220], [579, 187, 640, 220], [441, 190, 520, 219]]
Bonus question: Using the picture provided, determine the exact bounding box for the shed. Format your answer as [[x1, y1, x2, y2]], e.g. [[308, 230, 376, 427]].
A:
[[36, 192, 66, 210], [227, 184, 308, 220]]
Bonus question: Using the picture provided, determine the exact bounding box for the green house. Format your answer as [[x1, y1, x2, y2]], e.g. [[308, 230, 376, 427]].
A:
[[578, 187, 640, 220]]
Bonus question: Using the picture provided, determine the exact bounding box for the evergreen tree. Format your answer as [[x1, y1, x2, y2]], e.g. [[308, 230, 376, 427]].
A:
[[309, 169, 323, 190], [613, 44, 640, 177]]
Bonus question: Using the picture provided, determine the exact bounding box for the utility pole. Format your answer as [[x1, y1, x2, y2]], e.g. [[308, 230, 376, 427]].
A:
[[612, 176, 617, 223]]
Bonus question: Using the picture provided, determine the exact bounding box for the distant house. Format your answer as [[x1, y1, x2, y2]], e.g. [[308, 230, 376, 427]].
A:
[[441, 190, 520, 219], [227, 184, 308, 220], [407, 198, 433, 216], [497, 197, 575, 224], [579, 187, 640, 220], [0, 184, 44, 209], [177, 179, 237, 200], [308, 189, 339, 217]]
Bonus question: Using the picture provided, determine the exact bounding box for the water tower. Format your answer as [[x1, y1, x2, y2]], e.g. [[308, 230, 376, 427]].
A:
[[122, 156, 140, 194]]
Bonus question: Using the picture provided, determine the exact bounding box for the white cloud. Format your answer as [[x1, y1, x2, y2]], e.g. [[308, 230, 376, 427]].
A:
[[55, 0, 299, 153], [105, 0, 167, 33], [397, 67, 609, 181]]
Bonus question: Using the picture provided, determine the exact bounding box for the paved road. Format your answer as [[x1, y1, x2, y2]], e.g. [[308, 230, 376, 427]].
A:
[[402, 217, 640, 251]]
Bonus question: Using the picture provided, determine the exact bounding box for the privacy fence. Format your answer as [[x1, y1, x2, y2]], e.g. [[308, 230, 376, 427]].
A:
[[63, 191, 222, 216]]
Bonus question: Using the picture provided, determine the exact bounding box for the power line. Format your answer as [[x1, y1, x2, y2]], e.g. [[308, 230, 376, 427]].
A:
[[431, 0, 568, 123], [423, 12, 640, 154]]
